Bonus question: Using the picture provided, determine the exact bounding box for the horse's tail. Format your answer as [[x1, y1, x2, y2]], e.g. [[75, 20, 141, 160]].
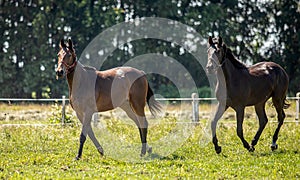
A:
[[283, 97, 290, 109], [146, 83, 162, 117], [270, 96, 290, 109]]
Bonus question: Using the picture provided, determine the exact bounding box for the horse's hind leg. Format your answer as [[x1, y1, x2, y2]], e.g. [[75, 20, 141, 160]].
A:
[[131, 102, 151, 157], [128, 77, 152, 157], [120, 101, 151, 157], [271, 98, 286, 151], [251, 103, 268, 150], [136, 115, 150, 156]]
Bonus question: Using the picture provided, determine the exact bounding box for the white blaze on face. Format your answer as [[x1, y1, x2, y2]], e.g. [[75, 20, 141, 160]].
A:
[[207, 47, 219, 71]]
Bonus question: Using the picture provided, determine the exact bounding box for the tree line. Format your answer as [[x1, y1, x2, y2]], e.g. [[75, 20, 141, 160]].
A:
[[1, 0, 299, 98]]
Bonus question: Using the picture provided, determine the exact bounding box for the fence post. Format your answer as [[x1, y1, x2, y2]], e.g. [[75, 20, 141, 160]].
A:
[[192, 93, 199, 122], [296, 92, 300, 121], [62, 95, 66, 125]]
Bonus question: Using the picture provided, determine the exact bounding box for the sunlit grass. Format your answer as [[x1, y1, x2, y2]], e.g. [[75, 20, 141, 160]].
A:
[[0, 119, 299, 179], [0, 102, 299, 179]]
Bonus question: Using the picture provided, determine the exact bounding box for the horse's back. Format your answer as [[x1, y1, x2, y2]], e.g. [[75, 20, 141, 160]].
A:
[[95, 66, 147, 111], [227, 61, 288, 106], [98, 66, 145, 78], [249, 62, 285, 77], [113, 66, 148, 92], [247, 61, 288, 100], [249, 62, 288, 85]]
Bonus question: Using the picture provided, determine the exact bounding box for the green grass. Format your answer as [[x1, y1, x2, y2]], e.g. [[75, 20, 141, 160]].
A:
[[0, 103, 300, 179]]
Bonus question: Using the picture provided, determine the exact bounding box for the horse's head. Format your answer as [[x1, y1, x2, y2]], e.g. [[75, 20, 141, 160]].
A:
[[56, 39, 77, 79], [206, 36, 226, 74]]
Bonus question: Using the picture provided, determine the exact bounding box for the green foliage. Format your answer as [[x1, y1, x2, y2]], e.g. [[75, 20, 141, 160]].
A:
[[48, 103, 75, 124], [153, 85, 212, 99], [198, 86, 212, 98], [1, 0, 300, 98], [156, 84, 180, 98]]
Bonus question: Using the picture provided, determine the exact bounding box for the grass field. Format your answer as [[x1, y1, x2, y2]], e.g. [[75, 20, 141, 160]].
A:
[[0, 103, 299, 179]]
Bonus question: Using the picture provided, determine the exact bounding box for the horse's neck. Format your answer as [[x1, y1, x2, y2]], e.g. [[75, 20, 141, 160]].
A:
[[66, 62, 98, 102], [213, 60, 231, 102], [66, 62, 85, 97], [220, 59, 242, 81], [66, 72, 74, 96], [215, 59, 240, 94]]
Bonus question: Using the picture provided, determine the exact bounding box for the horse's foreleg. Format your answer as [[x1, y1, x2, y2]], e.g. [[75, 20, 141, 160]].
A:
[[236, 108, 251, 151], [76, 126, 88, 160], [251, 104, 268, 150], [74, 112, 86, 160], [87, 124, 104, 156], [76, 126, 103, 160], [76, 113, 103, 160], [211, 103, 227, 154]]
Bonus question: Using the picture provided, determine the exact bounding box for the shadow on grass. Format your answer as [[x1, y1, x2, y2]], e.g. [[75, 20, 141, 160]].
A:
[[252, 149, 298, 157], [142, 152, 187, 161]]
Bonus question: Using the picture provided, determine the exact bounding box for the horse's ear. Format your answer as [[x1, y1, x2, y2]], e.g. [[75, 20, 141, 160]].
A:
[[218, 36, 223, 47], [60, 39, 66, 49], [68, 39, 74, 51], [208, 36, 213, 46]]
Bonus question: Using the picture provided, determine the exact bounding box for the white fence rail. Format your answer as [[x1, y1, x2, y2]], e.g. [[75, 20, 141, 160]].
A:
[[1, 93, 299, 123]]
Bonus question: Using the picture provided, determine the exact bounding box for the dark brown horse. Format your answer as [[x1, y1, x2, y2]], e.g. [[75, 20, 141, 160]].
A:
[[206, 36, 289, 153], [56, 39, 161, 159]]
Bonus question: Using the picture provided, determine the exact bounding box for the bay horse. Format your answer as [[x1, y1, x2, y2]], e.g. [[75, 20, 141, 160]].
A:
[[206, 36, 289, 154], [56, 39, 161, 159]]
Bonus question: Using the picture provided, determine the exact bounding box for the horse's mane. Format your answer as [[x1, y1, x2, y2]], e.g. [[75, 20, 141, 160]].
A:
[[83, 65, 97, 71], [225, 46, 247, 69]]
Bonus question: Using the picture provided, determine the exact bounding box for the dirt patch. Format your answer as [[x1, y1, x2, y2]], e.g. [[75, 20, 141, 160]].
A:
[[0, 110, 51, 121], [0, 103, 296, 122]]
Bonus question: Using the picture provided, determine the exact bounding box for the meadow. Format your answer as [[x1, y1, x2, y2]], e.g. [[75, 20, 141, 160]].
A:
[[0, 102, 299, 179]]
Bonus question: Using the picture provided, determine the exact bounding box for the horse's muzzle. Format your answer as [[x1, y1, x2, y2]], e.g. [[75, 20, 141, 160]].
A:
[[56, 70, 64, 79]]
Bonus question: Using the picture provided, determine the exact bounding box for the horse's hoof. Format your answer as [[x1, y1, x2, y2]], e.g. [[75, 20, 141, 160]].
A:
[[248, 146, 255, 152], [75, 156, 81, 161], [147, 146, 152, 154], [140, 149, 146, 157], [271, 144, 278, 151], [99, 151, 104, 156], [140, 152, 146, 158], [97, 147, 104, 156], [215, 146, 222, 154]]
